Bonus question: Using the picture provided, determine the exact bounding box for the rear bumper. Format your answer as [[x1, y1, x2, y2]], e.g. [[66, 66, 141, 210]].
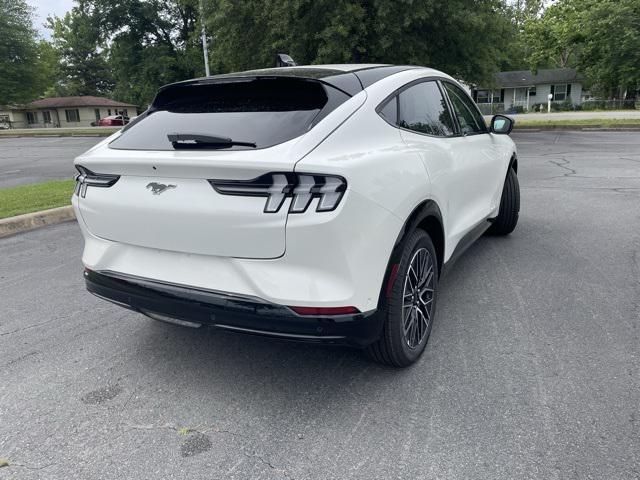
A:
[[85, 269, 384, 347]]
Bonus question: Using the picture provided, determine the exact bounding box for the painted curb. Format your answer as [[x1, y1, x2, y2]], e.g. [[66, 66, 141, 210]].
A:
[[0, 206, 75, 239]]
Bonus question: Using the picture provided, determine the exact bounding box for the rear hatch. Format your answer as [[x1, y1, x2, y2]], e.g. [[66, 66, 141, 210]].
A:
[[75, 75, 358, 259]]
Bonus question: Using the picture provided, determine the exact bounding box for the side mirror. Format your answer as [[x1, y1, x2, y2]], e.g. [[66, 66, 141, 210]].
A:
[[490, 115, 514, 135]]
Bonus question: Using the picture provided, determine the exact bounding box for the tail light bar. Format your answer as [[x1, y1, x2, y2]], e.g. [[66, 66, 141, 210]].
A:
[[74, 165, 120, 198], [208, 172, 346, 213]]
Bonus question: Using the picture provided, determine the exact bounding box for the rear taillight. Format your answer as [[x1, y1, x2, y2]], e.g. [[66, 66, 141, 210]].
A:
[[74, 165, 120, 198], [208, 173, 346, 214]]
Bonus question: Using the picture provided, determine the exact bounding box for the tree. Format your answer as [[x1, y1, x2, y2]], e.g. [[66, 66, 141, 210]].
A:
[[0, 0, 42, 103], [524, 0, 640, 97], [81, 0, 202, 106], [47, 5, 114, 96], [206, 0, 515, 87], [523, 1, 580, 69]]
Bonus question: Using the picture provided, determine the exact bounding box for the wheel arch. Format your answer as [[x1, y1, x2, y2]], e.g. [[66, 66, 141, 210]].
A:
[[509, 153, 518, 174], [392, 199, 445, 277]]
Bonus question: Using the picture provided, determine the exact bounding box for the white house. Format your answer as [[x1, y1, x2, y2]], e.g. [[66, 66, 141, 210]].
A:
[[0, 96, 136, 129], [472, 68, 585, 114]]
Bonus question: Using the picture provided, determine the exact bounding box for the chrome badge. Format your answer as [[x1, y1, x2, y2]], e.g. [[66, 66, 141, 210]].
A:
[[146, 182, 177, 195]]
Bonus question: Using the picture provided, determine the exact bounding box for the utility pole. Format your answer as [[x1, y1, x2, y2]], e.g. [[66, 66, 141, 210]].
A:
[[199, 0, 210, 76]]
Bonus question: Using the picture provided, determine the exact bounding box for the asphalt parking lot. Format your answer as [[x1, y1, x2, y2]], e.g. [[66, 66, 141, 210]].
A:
[[1, 131, 639, 479], [0, 137, 101, 189]]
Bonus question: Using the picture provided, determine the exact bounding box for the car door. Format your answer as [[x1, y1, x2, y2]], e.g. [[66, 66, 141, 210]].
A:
[[396, 79, 490, 259], [440, 81, 505, 236]]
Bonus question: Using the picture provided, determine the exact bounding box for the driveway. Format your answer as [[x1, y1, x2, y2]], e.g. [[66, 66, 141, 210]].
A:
[[0, 132, 639, 479]]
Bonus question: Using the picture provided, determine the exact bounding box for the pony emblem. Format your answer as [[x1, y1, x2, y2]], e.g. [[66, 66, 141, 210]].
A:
[[146, 182, 177, 195]]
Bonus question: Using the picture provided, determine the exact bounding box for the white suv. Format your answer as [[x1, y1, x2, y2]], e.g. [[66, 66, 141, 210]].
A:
[[74, 65, 519, 366]]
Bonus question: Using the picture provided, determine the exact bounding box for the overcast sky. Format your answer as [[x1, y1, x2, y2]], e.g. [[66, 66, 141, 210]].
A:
[[29, 0, 74, 38]]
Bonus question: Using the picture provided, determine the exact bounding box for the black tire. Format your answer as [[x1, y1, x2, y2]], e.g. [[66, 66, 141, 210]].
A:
[[488, 167, 520, 235], [366, 229, 438, 367]]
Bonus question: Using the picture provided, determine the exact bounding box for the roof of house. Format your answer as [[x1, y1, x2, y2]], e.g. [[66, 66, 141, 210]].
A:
[[492, 68, 584, 88], [27, 96, 136, 109]]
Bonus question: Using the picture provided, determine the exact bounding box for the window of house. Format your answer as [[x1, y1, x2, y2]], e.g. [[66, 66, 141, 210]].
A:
[[529, 86, 536, 96], [476, 90, 502, 104], [65, 109, 80, 122], [443, 82, 487, 135], [397, 81, 455, 137], [108, 109, 112, 116], [476, 90, 490, 103], [26, 112, 38, 124], [42, 111, 52, 124], [552, 84, 571, 101], [94, 109, 101, 121]]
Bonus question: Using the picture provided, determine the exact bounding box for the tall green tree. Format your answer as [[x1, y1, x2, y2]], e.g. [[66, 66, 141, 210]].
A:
[[81, 0, 202, 106], [0, 0, 42, 103], [47, 5, 114, 96], [206, 0, 515, 87], [525, 0, 640, 97]]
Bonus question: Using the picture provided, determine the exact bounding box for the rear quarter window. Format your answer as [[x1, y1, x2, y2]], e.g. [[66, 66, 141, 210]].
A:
[[110, 77, 349, 151]]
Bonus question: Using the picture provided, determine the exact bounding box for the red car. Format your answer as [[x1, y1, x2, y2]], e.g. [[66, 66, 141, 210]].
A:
[[96, 115, 129, 126]]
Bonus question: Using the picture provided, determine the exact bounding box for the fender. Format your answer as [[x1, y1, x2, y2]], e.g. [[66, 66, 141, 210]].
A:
[[509, 153, 518, 175], [375, 199, 445, 311]]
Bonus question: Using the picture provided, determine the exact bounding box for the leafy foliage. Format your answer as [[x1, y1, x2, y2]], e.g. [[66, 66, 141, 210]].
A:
[[2, 0, 638, 106], [0, 0, 52, 104], [207, 0, 514, 86], [524, 0, 640, 97]]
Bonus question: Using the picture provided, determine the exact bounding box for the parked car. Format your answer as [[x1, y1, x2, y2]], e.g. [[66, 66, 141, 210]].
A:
[[73, 64, 519, 366], [96, 115, 129, 126]]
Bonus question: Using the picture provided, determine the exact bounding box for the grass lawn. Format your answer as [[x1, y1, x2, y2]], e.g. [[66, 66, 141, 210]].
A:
[[515, 118, 640, 127], [0, 180, 75, 219]]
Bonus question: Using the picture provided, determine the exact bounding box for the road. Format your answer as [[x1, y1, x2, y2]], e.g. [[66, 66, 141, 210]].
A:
[[0, 137, 101, 189], [1, 132, 639, 479]]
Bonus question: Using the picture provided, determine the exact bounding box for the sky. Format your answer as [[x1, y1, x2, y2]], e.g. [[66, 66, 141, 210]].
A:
[[28, 0, 74, 39]]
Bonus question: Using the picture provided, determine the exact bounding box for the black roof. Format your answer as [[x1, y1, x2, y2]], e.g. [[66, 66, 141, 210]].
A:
[[483, 68, 584, 88], [158, 65, 420, 97]]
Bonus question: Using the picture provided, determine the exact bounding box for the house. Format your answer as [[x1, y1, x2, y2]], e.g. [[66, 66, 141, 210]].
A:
[[0, 96, 137, 129], [472, 68, 585, 114]]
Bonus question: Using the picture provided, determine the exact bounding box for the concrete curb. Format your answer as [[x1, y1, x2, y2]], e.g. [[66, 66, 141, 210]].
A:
[[0, 206, 75, 239]]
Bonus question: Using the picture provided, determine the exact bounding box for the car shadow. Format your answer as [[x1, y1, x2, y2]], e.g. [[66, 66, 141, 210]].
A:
[[119, 233, 506, 415]]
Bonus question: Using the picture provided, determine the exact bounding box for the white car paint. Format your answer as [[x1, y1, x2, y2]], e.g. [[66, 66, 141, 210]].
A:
[[73, 66, 516, 312]]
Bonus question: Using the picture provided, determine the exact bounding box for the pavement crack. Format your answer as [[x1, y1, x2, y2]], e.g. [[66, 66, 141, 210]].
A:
[[243, 452, 295, 480], [3, 461, 56, 471], [0, 318, 58, 337], [547, 156, 577, 177]]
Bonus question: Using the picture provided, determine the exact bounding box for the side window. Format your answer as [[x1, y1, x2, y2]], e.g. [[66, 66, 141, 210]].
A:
[[398, 81, 455, 137], [378, 97, 397, 125], [443, 82, 487, 135]]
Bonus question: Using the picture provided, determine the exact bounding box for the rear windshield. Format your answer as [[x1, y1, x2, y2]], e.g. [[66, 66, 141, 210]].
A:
[[109, 77, 348, 151]]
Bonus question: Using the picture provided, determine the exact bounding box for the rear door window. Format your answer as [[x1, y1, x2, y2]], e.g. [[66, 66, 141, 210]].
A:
[[397, 81, 455, 137], [109, 77, 349, 151]]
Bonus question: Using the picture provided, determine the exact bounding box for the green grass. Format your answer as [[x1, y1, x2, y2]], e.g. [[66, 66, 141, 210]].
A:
[[515, 118, 640, 128], [0, 180, 76, 219]]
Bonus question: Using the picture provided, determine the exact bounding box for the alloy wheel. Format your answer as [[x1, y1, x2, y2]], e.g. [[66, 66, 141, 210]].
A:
[[402, 247, 435, 349]]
